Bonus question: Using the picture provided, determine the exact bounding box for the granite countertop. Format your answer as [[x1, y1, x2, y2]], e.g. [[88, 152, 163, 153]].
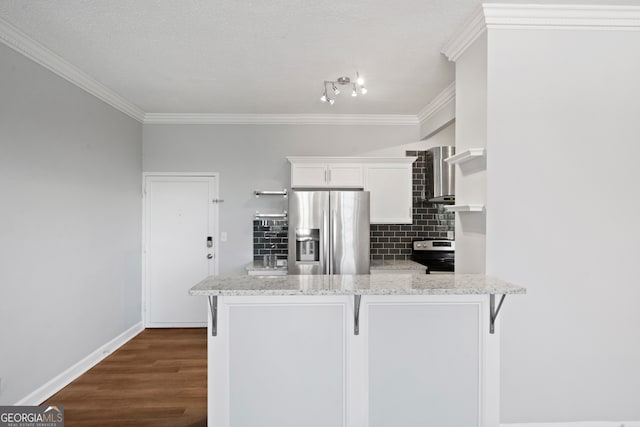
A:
[[189, 274, 526, 296], [370, 259, 426, 271], [245, 261, 288, 272]]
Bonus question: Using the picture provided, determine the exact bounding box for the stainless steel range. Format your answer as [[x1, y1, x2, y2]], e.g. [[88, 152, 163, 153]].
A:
[[412, 240, 455, 273]]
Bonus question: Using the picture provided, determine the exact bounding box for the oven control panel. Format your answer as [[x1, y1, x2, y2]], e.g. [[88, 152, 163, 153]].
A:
[[413, 240, 455, 251]]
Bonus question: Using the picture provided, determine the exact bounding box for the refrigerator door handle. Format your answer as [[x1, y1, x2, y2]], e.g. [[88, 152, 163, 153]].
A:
[[330, 209, 337, 275], [323, 209, 330, 275]]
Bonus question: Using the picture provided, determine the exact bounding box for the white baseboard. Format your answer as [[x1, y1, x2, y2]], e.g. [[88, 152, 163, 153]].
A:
[[14, 322, 144, 405], [145, 322, 206, 328], [502, 422, 640, 427]]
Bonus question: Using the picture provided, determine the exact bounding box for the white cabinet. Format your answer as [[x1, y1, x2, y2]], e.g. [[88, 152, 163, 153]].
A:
[[327, 164, 364, 187], [288, 157, 416, 224], [364, 162, 413, 224], [290, 160, 363, 188], [290, 163, 328, 187]]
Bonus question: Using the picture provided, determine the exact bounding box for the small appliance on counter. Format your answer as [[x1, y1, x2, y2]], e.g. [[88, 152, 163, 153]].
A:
[[288, 190, 370, 275], [411, 239, 455, 273]]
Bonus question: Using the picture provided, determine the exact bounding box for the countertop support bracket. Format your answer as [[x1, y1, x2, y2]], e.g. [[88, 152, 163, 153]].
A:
[[490, 294, 506, 334], [208, 296, 218, 337], [354, 295, 362, 335]]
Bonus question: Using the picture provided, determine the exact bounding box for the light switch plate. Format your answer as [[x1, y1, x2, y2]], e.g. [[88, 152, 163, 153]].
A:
[[220, 232, 227, 242]]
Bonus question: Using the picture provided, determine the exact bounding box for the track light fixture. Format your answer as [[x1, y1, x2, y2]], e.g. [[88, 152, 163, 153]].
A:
[[320, 72, 367, 104]]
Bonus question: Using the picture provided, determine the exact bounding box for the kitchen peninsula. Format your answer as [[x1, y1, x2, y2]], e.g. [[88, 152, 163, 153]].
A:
[[190, 274, 525, 427]]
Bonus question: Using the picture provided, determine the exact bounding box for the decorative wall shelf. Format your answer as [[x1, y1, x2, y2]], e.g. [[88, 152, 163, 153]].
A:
[[255, 189, 288, 198], [444, 148, 486, 165], [444, 204, 485, 213]]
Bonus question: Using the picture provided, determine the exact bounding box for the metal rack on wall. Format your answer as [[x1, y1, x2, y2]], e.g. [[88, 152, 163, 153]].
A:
[[254, 189, 288, 198], [254, 211, 288, 220], [254, 189, 288, 224]]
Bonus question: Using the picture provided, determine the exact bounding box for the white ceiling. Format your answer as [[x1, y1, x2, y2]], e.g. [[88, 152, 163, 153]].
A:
[[1, 0, 638, 115]]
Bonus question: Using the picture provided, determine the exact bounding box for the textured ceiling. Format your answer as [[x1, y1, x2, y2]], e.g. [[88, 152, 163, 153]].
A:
[[1, 0, 639, 115]]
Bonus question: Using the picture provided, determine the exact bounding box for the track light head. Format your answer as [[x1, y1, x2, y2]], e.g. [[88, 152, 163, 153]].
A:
[[320, 72, 368, 104]]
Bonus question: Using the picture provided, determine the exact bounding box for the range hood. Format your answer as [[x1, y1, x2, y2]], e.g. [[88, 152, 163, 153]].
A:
[[427, 146, 455, 204]]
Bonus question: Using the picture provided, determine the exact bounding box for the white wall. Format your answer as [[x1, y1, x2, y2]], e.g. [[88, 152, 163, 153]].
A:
[[485, 30, 640, 422], [143, 124, 422, 274], [420, 103, 455, 140], [454, 33, 487, 274], [0, 43, 142, 404], [421, 121, 455, 147]]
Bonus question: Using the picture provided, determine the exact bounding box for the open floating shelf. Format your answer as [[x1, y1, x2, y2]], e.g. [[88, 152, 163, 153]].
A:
[[444, 204, 485, 213], [444, 148, 486, 165]]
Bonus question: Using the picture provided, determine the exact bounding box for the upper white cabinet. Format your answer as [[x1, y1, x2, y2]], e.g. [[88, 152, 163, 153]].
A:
[[365, 162, 414, 224], [289, 158, 363, 188], [326, 164, 364, 187], [288, 157, 416, 224], [290, 163, 328, 187]]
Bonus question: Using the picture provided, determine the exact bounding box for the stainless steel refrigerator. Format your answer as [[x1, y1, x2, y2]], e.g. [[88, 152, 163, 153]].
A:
[[288, 191, 370, 275]]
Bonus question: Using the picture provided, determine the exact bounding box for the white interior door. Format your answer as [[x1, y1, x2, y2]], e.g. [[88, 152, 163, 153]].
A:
[[145, 174, 218, 327]]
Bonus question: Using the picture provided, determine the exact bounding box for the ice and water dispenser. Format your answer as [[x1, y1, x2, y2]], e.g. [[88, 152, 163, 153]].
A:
[[295, 228, 320, 262]]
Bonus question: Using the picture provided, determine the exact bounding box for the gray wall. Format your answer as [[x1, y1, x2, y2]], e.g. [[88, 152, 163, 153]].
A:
[[485, 30, 640, 422], [0, 43, 142, 404], [143, 124, 424, 274]]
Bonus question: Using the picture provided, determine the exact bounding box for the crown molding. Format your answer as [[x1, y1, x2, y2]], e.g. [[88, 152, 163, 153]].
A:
[[442, 4, 640, 62], [483, 4, 640, 30], [441, 5, 487, 62], [143, 113, 419, 126], [416, 82, 455, 124], [0, 16, 145, 122]]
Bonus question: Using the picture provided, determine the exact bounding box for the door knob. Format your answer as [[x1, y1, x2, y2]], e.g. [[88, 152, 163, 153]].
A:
[[207, 254, 213, 259]]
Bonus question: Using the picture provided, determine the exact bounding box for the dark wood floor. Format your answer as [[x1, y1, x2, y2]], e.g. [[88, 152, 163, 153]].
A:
[[44, 328, 207, 427]]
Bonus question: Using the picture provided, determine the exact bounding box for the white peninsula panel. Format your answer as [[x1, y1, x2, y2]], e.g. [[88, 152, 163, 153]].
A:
[[210, 296, 352, 427], [367, 297, 480, 427]]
